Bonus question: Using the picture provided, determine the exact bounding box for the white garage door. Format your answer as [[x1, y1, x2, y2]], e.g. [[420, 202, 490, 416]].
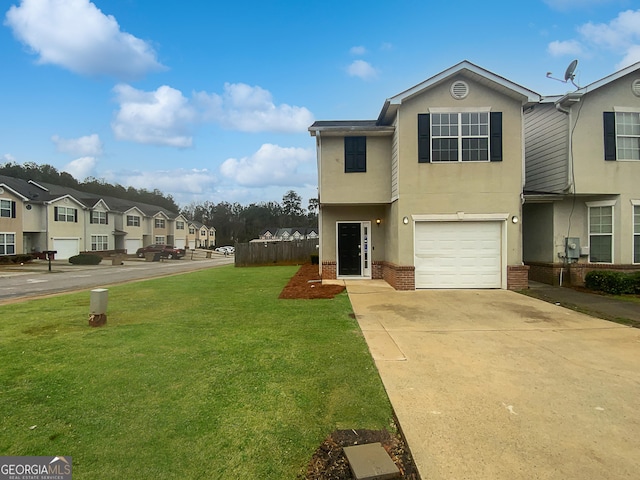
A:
[[125, 239, 142, 254], [52, 238, 80, 260], [415, 221, 502, 289]]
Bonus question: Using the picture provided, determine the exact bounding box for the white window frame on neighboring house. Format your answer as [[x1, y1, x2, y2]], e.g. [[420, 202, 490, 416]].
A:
[[91, 211, 107, 224], [587, 200, 616, 263], [1, 199, 14, 218], [0, 232, 16, 255], [155, 218, 166, 229], [633, 200, 640, 264], [91, 234, 108, 251], [155, 236, 165, 244], [127, 215, 140, 227], [189, 226, 195, 234], [56, 206, 76, 222], [176, 221, 185, 230]]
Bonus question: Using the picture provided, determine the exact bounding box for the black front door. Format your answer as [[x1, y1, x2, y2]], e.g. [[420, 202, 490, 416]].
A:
[[338, 223, 361, 276]]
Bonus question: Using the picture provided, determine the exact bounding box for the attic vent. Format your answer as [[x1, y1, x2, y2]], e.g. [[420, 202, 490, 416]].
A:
[[632, 79, 640, 97], [450, 81, 469, 100], [0, 187, 3, 194]]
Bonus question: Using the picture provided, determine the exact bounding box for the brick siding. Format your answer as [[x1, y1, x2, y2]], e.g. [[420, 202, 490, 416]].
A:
[[507, 265, 530, 290]]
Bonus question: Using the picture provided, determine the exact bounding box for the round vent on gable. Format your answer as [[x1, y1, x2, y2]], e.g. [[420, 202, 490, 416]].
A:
[[632, 79, 640, 97], [450, 80, 469, 100], [0, 187, 4, 194]]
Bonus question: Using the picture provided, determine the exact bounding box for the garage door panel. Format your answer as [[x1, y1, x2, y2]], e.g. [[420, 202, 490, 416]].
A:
[[415, 222, 502, 289]]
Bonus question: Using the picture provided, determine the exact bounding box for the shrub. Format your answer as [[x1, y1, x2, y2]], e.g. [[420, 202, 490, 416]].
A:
[[0, 255, 33, 264], [68, 253, 102, 265], [310, 254, 319, 265], [584, 270, 636, 295]]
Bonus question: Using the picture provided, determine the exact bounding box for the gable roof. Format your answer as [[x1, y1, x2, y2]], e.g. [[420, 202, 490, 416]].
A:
[[553, 61, 640, 109], [378, 60, 541, 125]]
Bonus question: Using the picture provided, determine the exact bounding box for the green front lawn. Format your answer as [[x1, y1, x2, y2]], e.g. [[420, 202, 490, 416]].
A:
[[0, 265, 393, 479]]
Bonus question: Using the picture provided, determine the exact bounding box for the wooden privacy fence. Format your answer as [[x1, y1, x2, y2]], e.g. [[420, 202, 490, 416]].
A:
[[235, 239, 319, 266]]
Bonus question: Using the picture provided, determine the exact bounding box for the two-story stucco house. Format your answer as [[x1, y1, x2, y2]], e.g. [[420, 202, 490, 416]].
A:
[[309, 61, 540, 290], [523, 62, 640, 285]]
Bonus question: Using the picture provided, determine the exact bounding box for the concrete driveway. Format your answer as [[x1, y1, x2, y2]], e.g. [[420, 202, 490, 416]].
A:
[[346, 280, 640, 480]]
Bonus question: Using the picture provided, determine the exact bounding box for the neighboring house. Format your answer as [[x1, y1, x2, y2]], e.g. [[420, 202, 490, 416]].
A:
[[523, 62, 640, 284], [255, 227, 318, 242], [189, 221, 215, 248], [0, 174, 213, 259], [309, 61, 540, 290]]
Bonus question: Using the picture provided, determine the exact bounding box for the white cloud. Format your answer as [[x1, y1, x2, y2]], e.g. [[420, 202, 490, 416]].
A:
[[194, 83, 314, 133], [220, 144, 314, 187], [52, 134, 103, 156], [350, 46, 367, 55], [4, 0, 164, 80], [113, 168, 218, 195], [543, 0, 616, 10], [2, 153, 17, 163], [112, 84, 196, 148], [62, 156, 97, 180], [347, 60, 378, 80], [548, 9, 640, 69], [548, 40, 584, 57]]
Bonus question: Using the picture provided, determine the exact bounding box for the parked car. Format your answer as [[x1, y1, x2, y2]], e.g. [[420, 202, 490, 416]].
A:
[[136, 244, 185, 259], [215, 246, 235, 255]]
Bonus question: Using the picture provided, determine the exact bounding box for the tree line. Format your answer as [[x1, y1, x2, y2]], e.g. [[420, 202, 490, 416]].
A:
[[181, 190, 318, 246], [0, 162, 180, 212]]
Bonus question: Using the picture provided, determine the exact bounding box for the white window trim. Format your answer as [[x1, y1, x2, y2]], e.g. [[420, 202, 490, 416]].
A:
[[155, 236, 166, 244], [91, 234, 109, 251], [412, 213, 509, 222], [0, 232, 16, 255], [633, 200, 640, 264], [0, 198, 12, 218], [586, 200, 616, 264], [611, 110, 640, 161], [429, 106, 492, 113], [429, 111, 492, 163]]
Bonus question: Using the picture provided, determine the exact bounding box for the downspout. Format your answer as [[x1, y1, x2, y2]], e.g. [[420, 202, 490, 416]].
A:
[[315, 131, 323, 277]]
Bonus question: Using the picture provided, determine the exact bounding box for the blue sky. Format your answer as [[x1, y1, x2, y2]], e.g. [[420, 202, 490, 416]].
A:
[[1, 0, 639, 209]]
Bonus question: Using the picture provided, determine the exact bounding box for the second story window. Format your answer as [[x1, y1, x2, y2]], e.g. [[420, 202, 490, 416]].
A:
[[55, 206, 77, 222], [91, 211, 108, 224], [201, 229, 206, 236], [176, 221, 185, 230], [344, 136, 366, 172], [127, 215, 140, 227], [0, 199, 16, 218], [418, 112, 502, 163], [604, 111, 640, 161], [155, 218, 166, 229], [189, 226, 195, 234]]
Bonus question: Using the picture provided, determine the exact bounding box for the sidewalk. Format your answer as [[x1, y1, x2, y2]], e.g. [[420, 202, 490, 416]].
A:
[[523, 281, 640, 326]]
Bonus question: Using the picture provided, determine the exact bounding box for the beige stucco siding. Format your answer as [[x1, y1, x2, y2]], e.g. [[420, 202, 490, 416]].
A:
[[0, 191, 23, 255], [571, 73, 640, 195], [392, 76, 525, 266], [47, 199, 85, 250], [319, 135, 392, 204]]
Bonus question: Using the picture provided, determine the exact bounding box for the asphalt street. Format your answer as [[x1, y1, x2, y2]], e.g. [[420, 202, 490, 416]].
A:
[[0, 253, 234, 304]]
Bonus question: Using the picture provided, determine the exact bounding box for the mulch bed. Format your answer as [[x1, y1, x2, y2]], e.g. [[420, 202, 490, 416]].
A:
[[281, 265, 420, 479], [279, 263, 345, 299]]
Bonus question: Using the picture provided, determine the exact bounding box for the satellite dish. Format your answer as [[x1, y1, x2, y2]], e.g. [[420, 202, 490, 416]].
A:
[[564, 59, 578, 81], [546, 59, 581, 89]]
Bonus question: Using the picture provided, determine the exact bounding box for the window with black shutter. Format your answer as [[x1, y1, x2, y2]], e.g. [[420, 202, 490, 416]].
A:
[[344, 136, 366, 172]]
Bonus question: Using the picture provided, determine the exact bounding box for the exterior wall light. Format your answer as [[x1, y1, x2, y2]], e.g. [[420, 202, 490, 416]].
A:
[[511, 216, 519, 224], [376, 218, 382, 225], [403, 216, 409, 225]]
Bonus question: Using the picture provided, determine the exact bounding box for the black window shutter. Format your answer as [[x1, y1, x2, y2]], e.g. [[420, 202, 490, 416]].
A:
[[11, 201, 16, 218], [106, 213, 109, 225], [490, 112, 503, 162], [74, 209, 78, 223], [603, 112, 616, 161], [344, 137, 366, 172], [418, 114, 430, 163], [54, 206, 58, 221], [90, 212, 94, 224]]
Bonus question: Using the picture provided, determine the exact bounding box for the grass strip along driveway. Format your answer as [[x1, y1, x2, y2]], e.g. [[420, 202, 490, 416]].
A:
[[0, 265, 393, 479]]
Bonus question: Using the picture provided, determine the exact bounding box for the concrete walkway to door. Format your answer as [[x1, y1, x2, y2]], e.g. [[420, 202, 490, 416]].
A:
[[345, 280, 640, 480]]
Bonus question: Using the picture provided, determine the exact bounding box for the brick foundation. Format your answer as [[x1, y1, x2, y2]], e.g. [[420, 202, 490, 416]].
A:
[[381, 262, 415, 290], [321, 261, 337, 280], [526, 261, 640, 287], [507, 265, 530, 290]]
